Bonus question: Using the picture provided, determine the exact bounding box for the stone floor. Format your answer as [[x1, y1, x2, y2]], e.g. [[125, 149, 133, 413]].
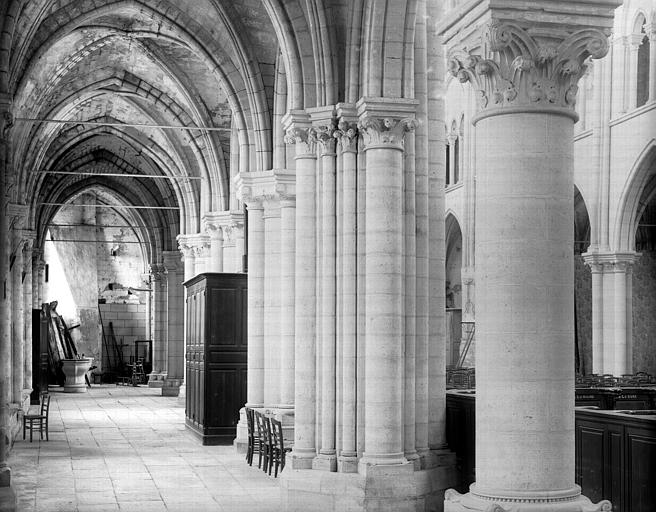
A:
[[8, 385, 281, 512]]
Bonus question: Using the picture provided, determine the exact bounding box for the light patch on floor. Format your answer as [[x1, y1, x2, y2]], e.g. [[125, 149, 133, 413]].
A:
[[9, 385, 282, 512]]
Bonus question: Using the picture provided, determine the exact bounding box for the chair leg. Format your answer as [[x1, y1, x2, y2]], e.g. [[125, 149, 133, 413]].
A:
[[29, 423, 33, 443], [22, 419, 26, 440]]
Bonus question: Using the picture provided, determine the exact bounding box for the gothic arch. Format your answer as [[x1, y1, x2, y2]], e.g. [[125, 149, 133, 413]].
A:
[[614, 139, 656, 251]]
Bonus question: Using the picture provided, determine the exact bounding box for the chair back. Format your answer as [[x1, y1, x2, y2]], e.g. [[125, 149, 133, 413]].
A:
[[271, 418, 285, 452], [262, 415, 273, 446], [254, 410, 266, 439], [246, 407, 254, 436], [40, 394, 51, 417]]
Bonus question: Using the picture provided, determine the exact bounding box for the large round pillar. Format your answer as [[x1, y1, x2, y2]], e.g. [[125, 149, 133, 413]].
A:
[[357, 107, 417, 468], [284, 120, 318, 469], [475, 112, 577, 496], [441, 7, 618, 510]]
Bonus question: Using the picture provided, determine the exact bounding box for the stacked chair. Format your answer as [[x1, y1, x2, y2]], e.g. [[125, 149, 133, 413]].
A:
[[245, 407, 292, 477]]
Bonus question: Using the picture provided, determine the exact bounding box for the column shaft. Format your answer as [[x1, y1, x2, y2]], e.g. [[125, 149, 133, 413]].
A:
[[247, 205, 265, 408], [475, 113, 575, 494], [602, 270, 615, 374], [362, 144, 405, 465], [12, 237, 24, 403], [318, 149, 337, 461], [209, 232, 224, 273], [650, 28, 656, 102], [404, 131, 418, 461], [279, 200, 295, 407], [263, 202, 281, 407], [162, 252, 184, 397], [23, 249, 33, 393], [292, 149, 318, 467], [590, 266, 604, 373], [613, 266, 628, 375], [340, 147, 358, 463]]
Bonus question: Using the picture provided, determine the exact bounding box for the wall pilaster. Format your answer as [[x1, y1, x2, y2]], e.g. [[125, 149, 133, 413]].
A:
[[161, 251, 184, 397]]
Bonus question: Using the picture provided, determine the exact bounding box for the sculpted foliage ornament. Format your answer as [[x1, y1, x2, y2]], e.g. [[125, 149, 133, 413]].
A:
[[448, 21, 610, 115], [357, 116, 418, 149], [333, 120, 358, 153], [284, 126, 317, 156]]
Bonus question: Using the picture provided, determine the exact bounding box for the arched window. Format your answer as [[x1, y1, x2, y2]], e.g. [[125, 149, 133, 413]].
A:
[[634, 13, 650, 108]]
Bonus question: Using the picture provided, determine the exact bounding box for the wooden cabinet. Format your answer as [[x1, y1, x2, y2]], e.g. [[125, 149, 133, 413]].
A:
[[445, 392, 656, 512], [576, 409, 656, 512], [184, 273, 247, 445]]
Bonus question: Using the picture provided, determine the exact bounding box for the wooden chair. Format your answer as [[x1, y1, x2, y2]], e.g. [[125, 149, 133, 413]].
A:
[[245, 408, 264, 466], [23, 393, 51, 442], [254, 411, 270, 472], [269, 418, 292, 477]]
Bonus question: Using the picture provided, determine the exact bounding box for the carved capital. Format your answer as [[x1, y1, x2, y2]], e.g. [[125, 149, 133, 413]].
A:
[[235, 171, 277, 206], [178, 234, 210, 260], [582, 251, 640, 274], [446, 21, 612, 120], [161, 251, 181, 272], [357, 116, 418, 150], [334, 120, 359, 153], [149, 264, 166, 281], [284, 126, 317, 157], [315, 123, 337, 155]]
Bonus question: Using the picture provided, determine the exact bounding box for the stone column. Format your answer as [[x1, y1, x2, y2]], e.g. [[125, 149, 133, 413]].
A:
[[583, 252, 638, 376], [282, 114, 318, 469], [204, 218, 224, 273], [263, 197, 281, 408], [148, 264, 167, 386], [275, 170, 296, 409], [161, 251, 184, 397], [649, 21, 656, 102], [441, 4, 619, 510], [335, 114, 359, 472], [9, 217, 25, 405], [235, 175, 267, 409], [0, 96, 17, 506], [312, 110, 338, 472], [22, 235, 35, 396], [357, 98, 418, 469]]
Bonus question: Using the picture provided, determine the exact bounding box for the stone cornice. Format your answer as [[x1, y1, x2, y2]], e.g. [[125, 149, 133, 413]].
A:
[[273, 169, 296, 202], [439, 1, 621, 123], [235, 170, 277, 206]]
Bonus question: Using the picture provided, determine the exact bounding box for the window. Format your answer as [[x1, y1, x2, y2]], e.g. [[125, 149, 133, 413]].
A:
[[637, 30, 650, 107]]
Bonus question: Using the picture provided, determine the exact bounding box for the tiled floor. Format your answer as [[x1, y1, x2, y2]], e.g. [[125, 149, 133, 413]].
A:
[[9, 385, 281, 512]]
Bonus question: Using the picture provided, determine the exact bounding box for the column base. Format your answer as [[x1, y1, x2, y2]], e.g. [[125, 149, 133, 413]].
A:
[[444, 486, 612, 512], [161, 379, 182, 397], [0, 486, 16, 512], [337, 455, 359, 473], [234, 407, 249, 453], [147, 373, 165, 388], [313, 452, 337, 472], [291, 449, 317, 469], [281, 451, 458, 512]]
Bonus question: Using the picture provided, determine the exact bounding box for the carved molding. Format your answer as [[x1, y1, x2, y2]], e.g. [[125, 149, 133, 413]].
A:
[[161, 250, 182, 272], [447, 21, 612, 118], [582, 251, 640, 273]]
